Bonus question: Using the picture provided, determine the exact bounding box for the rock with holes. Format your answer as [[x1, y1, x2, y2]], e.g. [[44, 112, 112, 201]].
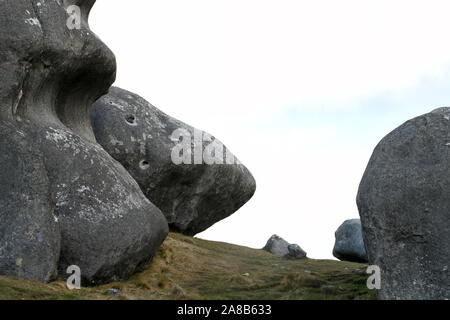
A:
[[91, 87, 256, 235], [357, 107, 450, 299], [332, 219, 368, 263], [0, 0, 168, 284]]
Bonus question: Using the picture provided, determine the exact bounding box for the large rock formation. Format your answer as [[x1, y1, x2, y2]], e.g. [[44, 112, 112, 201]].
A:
[[332, 219, 368, 263], [357, 108, 450, 299], [0, 0, 168, 284], [91, 87, 256, 235]]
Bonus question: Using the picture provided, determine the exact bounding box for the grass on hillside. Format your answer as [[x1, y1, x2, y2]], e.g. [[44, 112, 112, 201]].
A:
[[0, 233, 376, 300]]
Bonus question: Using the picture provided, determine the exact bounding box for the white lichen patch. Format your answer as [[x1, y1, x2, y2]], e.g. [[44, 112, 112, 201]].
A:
[[45, 127, 81, 155], [55, 183, 69, 207], [144, 109, 167, 129], [77, 185, 91, 193], [109, 135, 124, 146], [25, 17, 41, 28], [105, 98, 127, 112]]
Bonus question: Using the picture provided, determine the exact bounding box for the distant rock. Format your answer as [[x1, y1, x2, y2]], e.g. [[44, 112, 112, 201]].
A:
[[0, 0, 168, 284], [332, 219, 368, 263], [263, 235, 307, 259], [263, 235, 290, 256], [357, 107, 450, 300], [91, 87, 256, 235], [286, 244, 307, 259]]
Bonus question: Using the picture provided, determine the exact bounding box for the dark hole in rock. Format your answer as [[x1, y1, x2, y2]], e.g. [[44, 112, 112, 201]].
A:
[[125, 114, 137, 125], [139, 160, 150, 170]]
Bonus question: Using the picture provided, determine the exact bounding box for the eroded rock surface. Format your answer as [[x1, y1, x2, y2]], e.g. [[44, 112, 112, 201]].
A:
[[0, 0, 168, 284], [91, 87, 256, 235], [357, 108, 450, 299]]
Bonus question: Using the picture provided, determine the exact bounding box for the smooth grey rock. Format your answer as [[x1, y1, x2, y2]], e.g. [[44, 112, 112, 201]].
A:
[[357, 107, 450, 300], [263, 235, 289, 256], [263, 235, 307, 259], [91, 87, 256, 235], [286, 244, 307, 259], [332, 219, 368, 263], [0, 0, 168, 284]]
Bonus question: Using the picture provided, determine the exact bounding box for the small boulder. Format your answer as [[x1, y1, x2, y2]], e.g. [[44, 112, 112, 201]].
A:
[[332, 219, 368, 263], [263, 235, 307, 259], [108, 288, 122, 295], [286, 244, 307, 259], [263, 235, 290, 256]]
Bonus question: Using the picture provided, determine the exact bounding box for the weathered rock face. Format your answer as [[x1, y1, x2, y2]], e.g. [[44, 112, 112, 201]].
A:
[[0, 0, 168, 284], [0, 122, 60, 282], [91, 87, 256, 235], [332, 219, 368, 263], [357, 108, 450, 300]]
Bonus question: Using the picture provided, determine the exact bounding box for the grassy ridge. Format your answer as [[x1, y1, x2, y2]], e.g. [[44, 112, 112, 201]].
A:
[[0, 233, 376, 300]]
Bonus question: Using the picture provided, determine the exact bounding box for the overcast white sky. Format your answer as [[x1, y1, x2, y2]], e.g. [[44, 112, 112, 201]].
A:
[[91, 0, 450, 259]]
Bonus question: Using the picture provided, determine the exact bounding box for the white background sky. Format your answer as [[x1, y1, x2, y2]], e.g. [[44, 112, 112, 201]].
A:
[[91, 0, 450, 259]]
